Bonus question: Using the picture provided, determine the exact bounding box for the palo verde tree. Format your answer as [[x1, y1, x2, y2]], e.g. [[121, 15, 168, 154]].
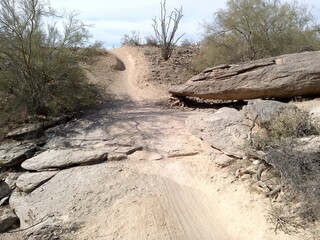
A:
[[0, 0, 100, 117], [196, 0, 320, 70], [152, 0, 184, 60]]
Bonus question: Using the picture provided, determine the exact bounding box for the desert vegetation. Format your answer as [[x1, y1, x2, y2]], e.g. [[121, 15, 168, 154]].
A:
[[121, 30, 142, 46], [0, 0, 103, 138], [247, 108, 320, 234], [121, 0, 185, 61], [152, 0, 184, 60], [0, 0, 320, 239], [194, 0, 320, 71]]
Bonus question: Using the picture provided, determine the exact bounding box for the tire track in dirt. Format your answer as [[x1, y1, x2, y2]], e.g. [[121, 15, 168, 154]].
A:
[[79, 47, 234, 239], [109, 46, 168, 103], [2, 47, 302, 240]]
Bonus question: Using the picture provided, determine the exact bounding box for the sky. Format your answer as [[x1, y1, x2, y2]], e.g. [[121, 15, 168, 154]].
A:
[[50, 0, 320, 49]]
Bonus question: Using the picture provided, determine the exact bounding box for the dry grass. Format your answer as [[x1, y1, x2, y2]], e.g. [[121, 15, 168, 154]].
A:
[[249, 109, 320, 233]]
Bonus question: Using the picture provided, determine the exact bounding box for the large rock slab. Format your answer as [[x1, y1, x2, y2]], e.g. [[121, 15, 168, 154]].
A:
[[6, 116, 70, 140], [170, 51, 320, 100], [9, 164, 120, 229], [6, 123, 44, 140], [0, 206, 19, 232], [0, 142, 36, 167], [21, 149, 108, 171], [16, 171, 58, 193], [186, 108, 250, 158]]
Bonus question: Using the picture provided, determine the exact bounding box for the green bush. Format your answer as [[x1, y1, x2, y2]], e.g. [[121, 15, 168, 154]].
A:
[[194, 0, 320, 71], [0, 0, 103, 124]]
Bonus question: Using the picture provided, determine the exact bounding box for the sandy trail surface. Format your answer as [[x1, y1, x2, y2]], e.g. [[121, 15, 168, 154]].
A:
[[71, 46, 295, 240], [4, 46, 299, 240], [72, 47, 233, 239]]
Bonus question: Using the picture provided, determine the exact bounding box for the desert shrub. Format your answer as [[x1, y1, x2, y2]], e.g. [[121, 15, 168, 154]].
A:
[[180, 38, 195, 47], [195, 0, 320, 71], [252, 109, 319, 150], [80, 41, 106, 64], [267, 147, 320, 220], [120, 31, 141, 46], [250, 109, 320, 232], [0, 0, 103, 136], [145, 35, 159, 46], [152, 0, 184, 60], [266, 204, 302, 234]]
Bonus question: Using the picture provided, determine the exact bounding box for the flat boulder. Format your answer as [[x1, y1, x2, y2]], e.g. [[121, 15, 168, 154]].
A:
[[186, 108, 250, 158], [0, 142, 36, 167], [6, 116, 70, 140], [170, 51, 320, 100], [6, 124, 44, 140], [16, 171, 58, 193], [21, 149, 108, 171]]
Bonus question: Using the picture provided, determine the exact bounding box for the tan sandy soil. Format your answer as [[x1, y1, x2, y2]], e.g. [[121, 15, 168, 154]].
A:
[[70, 46, 301, 240], [1, 46, 309, 240]]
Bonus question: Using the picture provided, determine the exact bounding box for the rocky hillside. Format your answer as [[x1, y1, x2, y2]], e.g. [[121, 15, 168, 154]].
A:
[[141, 45, 200, 86]]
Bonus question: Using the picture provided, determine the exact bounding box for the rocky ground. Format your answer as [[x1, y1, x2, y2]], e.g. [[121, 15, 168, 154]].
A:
[[142, 46, 199, 86], [0, 45, 319, 239]]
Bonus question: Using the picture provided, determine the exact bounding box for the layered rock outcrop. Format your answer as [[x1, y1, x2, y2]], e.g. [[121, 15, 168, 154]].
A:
[[170, 51, 320, 100]]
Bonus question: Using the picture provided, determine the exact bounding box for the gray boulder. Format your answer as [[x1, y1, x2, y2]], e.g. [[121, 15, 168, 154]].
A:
[[170, 51, 320, 100], [186, 108, 250, 158], [5, 172, 21, 189], [309, 106, 320, 118], [297, 136, 320, 152], [16, 171, 58, 193], [9, 165, 110, 229], [6, 124, 44, 140], [0, 206, 19, 232], [0, 142, 36, 167], [243, 99, 299, 127], [6, 116, 70, 140], [21, 149, 108, 171], [0, 181, 11, 200]]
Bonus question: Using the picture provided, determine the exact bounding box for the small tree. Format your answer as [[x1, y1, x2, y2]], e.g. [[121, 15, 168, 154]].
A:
[[152, 0, 184, 60], [0, 0, 99, 116], [120, 30, 141, 46], [197, 0, 320, 69], [145, 35, 159, 46]]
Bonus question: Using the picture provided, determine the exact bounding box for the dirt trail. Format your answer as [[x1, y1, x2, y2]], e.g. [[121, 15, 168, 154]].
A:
[[65, 46, 298, 240], [109, 46, 168, 103], [68, 46, 297, 240], [72, 47, 233, 239], [4, 46, 298, 239]]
